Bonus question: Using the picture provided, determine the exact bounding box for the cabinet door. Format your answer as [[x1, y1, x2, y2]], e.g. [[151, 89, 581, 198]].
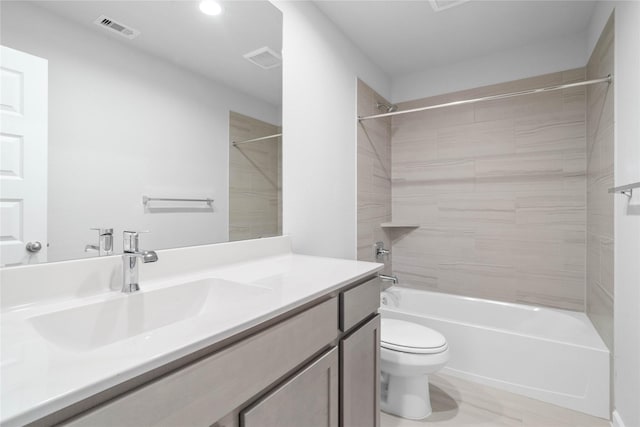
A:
[[241, 347, 339, 427], [341, 314, 380, 427]]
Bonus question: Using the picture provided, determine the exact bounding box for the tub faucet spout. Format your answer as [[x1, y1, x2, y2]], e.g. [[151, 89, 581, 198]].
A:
[[379, 273, 398, 287]]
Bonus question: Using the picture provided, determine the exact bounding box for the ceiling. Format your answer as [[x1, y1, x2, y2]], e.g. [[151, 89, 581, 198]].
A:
[[314, 0, 597, 77], [32, 1, 282, 106]]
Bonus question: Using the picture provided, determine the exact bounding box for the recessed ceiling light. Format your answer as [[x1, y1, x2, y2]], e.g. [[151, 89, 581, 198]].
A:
[[199, 0, 223, 16]]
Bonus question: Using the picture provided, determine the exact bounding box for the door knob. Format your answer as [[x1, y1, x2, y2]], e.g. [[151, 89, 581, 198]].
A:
[[26, 241, 42, 253]]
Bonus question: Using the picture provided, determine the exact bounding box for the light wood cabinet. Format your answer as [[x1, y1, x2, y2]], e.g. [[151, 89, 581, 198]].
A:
[[53, 275, 381, 427], [63, 298, 338, 427], [341, 315, 381, 427], [340, 277, 380, 332], [241, 348, 339, 427]]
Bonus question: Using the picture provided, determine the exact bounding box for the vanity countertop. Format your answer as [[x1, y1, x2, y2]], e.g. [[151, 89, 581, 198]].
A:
[[0, 238, 382, 426]]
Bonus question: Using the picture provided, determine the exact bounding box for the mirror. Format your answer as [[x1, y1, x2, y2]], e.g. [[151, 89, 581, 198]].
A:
[[0, 1, 282, 266]]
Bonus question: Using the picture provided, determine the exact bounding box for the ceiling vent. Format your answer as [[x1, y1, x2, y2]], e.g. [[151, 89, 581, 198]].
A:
[[428, 0, 471, 12], [243, 47, 281, 70], [94, 15, 140, 39]]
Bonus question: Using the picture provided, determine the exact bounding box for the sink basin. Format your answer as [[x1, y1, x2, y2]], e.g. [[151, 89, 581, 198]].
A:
[[28, 278, 263, 351]]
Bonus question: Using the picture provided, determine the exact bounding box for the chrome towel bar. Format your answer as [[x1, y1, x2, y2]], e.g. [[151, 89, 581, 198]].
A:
[[142, 196, 213, 205]]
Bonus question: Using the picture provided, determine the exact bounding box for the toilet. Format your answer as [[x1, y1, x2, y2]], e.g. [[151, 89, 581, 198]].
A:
[[380, 318, 450, 420]]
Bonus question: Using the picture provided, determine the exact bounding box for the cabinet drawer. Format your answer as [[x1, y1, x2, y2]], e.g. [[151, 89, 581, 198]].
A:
[[340, 277, 380, 332], [241, 347, 339, 427], [64, 297, 339, 427]]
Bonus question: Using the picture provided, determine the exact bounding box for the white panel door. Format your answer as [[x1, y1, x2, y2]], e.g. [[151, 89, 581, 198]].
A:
[[0, 46, 47, 266]]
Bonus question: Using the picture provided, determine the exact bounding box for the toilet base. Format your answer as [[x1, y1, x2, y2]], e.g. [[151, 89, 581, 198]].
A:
[[381, 372, 432, 420]]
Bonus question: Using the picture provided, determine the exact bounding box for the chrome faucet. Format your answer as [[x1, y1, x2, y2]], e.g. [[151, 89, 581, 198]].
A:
[[85, 228, 114, 256], [378, 273, 398, 290], [122, 231, 158, 293], [375, 241, 390, 260], [378, 274, 398, 284]]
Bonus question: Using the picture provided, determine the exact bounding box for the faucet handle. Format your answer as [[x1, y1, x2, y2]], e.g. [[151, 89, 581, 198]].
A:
[[90, 228, 113, 236], [375, 241, 390, 260], [123, 230, 149, 252], [86, 227, 114, 256]]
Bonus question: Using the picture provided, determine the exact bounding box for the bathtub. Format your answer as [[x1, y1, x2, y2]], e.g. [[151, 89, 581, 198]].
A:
[[379, 286, 610, 419]]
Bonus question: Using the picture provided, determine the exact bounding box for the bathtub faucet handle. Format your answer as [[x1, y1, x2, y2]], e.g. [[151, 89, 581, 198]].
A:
[[375, 241, 390, 260]]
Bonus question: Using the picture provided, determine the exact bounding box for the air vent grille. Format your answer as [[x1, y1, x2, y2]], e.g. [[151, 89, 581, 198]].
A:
[[243, 47, 281, 70], [94, 15, 140, 39]]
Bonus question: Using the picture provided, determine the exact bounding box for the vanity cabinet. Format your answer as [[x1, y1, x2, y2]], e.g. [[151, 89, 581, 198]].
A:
[[340, 276, 381, 427], [55, 276, 380, 427], [62, 298, 339, 427]]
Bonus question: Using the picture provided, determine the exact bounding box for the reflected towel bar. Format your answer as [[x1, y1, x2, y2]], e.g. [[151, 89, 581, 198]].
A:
[[142, 196, 214, 205], [608, 182, 640, 198]]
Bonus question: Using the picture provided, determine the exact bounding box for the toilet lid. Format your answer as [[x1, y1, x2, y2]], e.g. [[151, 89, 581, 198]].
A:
[[381, 318, 447, 354]]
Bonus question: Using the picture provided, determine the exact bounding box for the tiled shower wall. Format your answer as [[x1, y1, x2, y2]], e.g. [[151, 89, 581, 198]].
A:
[[391, 70, 588, 311], [586, 15, 614, 353], [357, 80, 392, 272], [229, 111, 282, 241]]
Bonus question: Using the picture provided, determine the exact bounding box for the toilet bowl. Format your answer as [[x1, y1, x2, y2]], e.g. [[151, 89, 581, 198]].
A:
[[380, 318, 450, 420]]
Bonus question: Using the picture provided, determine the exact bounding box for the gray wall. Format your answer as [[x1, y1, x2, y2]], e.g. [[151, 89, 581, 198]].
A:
[[390, 69, 588, 311], [586, 12, 615, 411], [356, 80, 392, 272]]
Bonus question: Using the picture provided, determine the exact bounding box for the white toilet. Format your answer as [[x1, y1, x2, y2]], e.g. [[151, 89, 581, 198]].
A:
[[380, 318, 450, 420]]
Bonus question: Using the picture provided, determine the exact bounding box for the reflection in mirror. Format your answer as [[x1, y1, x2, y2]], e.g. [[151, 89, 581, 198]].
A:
[[229, 112, 282, 241], [0, 1, 282, 267]]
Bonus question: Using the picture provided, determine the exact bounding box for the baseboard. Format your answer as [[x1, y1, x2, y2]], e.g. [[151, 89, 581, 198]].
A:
[[612, 410, 625, 427]]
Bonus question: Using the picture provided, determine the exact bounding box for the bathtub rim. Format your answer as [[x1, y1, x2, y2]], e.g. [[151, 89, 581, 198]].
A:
[[380, 287, 609, 352]]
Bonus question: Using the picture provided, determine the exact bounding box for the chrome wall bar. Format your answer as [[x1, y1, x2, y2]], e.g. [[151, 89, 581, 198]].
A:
[[358, 75, 612, 121], [608, 182, 640, 198], [232, 133, 282, 147], [142, 196, 214, 205]]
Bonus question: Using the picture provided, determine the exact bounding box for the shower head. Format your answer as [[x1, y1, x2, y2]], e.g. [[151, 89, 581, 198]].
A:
[[376, 102, 398, 113]]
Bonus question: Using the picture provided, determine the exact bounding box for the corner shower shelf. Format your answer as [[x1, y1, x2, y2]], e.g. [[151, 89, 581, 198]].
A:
[[380, 222, 420, 229]]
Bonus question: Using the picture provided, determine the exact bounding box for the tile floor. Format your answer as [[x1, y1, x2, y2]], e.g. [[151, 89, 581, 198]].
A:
[[381, 374, 611, 427]]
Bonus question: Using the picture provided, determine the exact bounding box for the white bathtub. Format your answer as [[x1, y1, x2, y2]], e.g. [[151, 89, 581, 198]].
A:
[[379, 286, 610, 419]]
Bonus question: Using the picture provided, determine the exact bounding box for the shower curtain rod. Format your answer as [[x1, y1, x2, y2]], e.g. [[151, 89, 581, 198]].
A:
[[358, 75, 612, 121], [232, 133, 282, 147]]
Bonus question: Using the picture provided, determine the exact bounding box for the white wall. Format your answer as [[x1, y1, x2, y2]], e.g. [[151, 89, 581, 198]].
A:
[[611, 3, 640, 426], [588, 3, 640, 426], [273, 1, 390, 259], [392, 32, 587, 103], [1, 2, 279, 262]]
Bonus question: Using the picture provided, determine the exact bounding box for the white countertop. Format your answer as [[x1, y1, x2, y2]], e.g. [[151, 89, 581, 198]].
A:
[[0, 241, 382, 426]]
